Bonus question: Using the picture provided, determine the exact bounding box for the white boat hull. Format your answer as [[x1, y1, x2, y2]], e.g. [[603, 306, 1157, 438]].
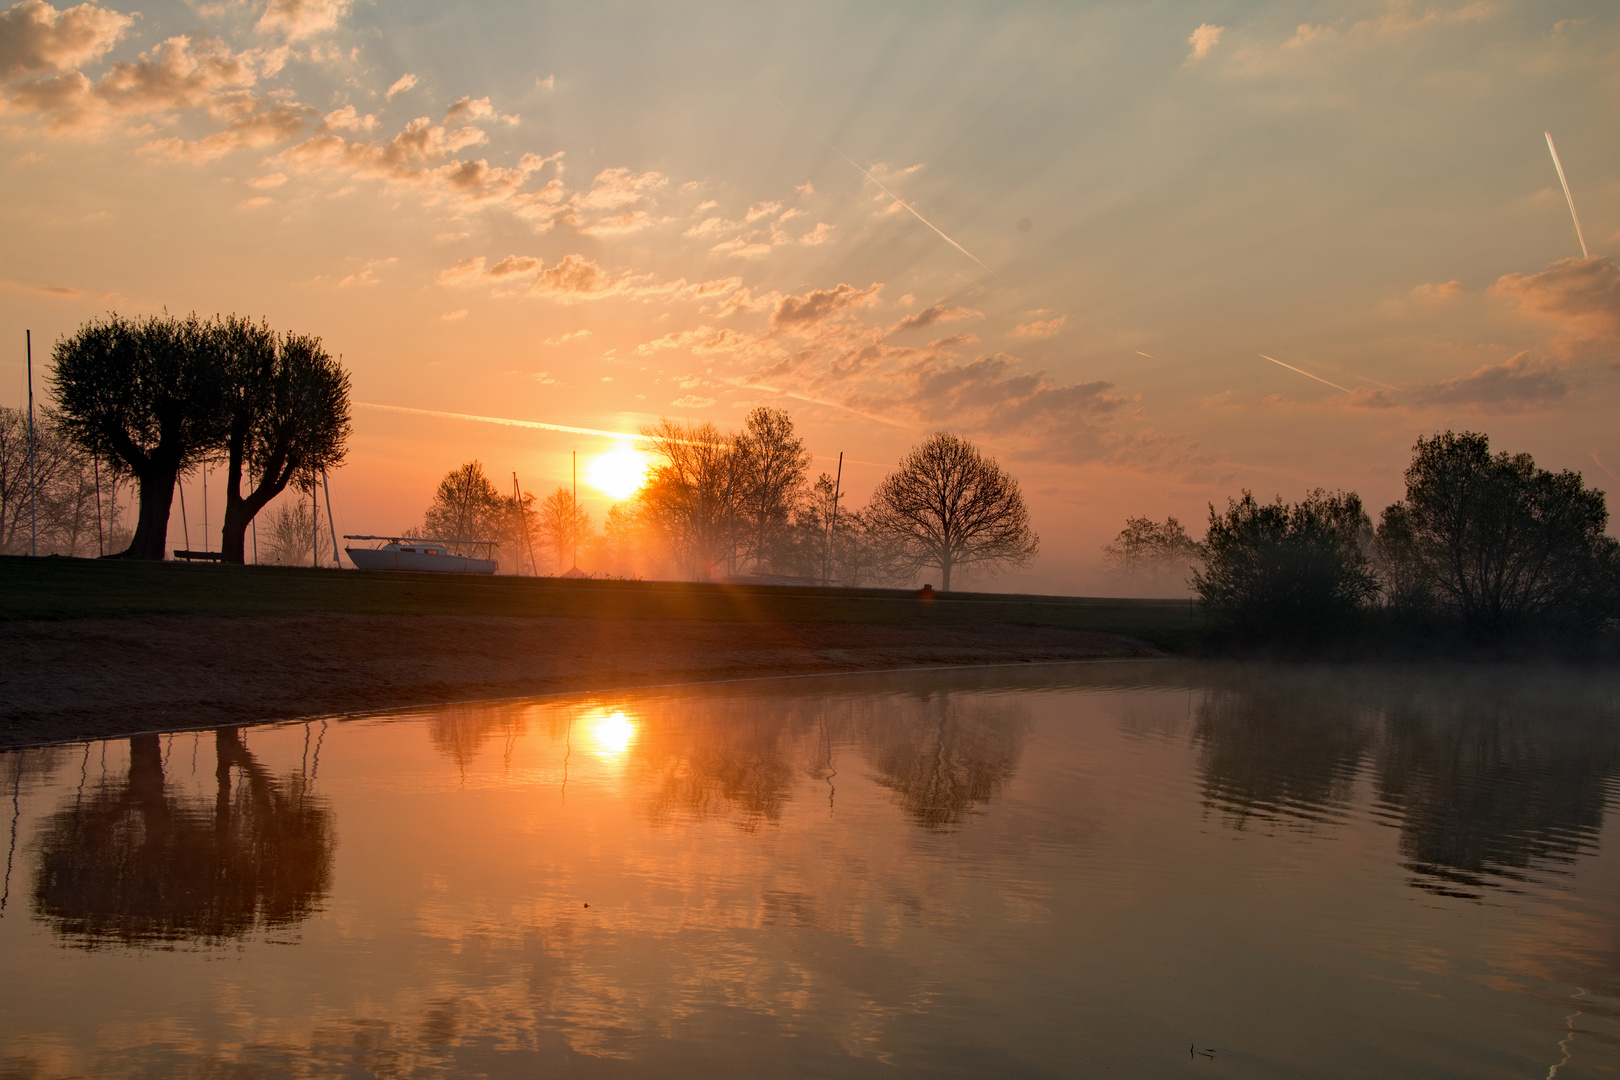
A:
[[346, 546, 497, 575]]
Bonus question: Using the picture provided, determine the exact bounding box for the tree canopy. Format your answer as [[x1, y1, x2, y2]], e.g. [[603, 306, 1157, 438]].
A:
[[1194, 489, 1377, 643], [50, 313, 228, 560], [1376, 431, 1619, 634], [866, 432, 1037, 591]]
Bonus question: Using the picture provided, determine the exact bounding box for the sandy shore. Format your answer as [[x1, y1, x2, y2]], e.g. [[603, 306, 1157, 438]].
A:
[[0, 614, 1158, 749]]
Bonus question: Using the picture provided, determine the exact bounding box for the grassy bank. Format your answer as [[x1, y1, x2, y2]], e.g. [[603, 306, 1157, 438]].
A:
[[0, 556, 1200, 646]]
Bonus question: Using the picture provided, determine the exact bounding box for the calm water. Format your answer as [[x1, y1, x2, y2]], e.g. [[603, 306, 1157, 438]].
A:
[[3, 661, 1620, 1078]]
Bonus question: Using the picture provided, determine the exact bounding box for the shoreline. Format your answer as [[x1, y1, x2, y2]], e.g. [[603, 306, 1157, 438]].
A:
[[0, 612, 1160, 751]]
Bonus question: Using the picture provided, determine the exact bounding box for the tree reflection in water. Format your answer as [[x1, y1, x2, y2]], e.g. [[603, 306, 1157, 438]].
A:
[[859, 693, 1027, 831], [31, 727, 334, 947], [1186, 666, 1620, 898]]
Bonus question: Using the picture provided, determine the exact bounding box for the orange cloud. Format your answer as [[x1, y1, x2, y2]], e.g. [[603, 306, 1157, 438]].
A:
[[0, 0, 131, 80]]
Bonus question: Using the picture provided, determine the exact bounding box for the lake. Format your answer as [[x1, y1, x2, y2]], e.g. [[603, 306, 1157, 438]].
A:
[[2, 661, 1618, 1078]]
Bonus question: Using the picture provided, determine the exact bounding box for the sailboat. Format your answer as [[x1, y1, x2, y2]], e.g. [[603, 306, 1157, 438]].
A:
[[342, 535, 498, 574]]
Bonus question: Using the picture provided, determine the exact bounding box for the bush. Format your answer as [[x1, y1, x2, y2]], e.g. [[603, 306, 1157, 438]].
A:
[[1377, 431, 1620, 635], [1194, 489, 1378, 643]]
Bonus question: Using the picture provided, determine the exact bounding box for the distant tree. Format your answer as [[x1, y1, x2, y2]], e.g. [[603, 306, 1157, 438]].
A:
[[1103, 516, 1203, 594], [538, 486, 592, 574], [638, 419, 737, 579], [422, 461, 505, 554], [50, 313, 228, 559], [216, 319, 351, 565], [260, 495, 331, 567], [866, 432, 1038, 591], [0, 408, 99, 556], [1376, 431, 1620, 634], [1194, 489, 1377, 642], [733, 406, 809, 573]]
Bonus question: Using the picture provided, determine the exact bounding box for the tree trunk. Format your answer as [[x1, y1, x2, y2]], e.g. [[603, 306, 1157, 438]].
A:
[[118, 463, 180, 560], [941, 558, 953, 592]]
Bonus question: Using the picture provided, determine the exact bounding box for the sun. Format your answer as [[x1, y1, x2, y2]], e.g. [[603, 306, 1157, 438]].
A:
[[586, 445, 650, 500]]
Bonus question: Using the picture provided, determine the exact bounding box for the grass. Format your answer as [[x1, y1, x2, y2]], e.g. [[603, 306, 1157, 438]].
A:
[[0, 556, 1200, 646]]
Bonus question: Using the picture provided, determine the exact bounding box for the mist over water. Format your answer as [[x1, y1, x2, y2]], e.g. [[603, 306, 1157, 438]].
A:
[[2, 662, 1619, 1077]]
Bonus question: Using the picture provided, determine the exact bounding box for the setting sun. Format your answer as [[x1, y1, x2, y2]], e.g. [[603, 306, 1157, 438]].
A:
[[586, 447, 650, 500]]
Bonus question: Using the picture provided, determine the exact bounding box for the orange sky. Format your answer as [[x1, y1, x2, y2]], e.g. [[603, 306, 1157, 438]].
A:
[[2, 0, 1617, 591]]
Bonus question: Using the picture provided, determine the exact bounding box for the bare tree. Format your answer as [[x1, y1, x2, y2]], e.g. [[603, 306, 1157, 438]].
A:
[[733, 406, 809, 573], [50, 313, 228, 560], [538, 486, 591, 574], [1102, 516, 1203, 596], [638, 419, 737, 579], [260, 495, 331, 566], [422, 461, 504, 553], [866, 432, 1039, 591]]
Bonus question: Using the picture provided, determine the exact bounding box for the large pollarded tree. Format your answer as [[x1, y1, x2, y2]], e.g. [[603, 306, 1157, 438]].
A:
[[216, 319, 351, 565], [50, 313, 227, 560], [866, 432, 1038, 591]]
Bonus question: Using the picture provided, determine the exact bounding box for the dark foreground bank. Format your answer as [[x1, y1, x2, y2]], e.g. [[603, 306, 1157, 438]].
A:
[[0, 558, 1175, 749]]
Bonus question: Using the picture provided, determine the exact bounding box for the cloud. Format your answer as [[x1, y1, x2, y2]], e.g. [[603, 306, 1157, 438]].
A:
[[337, 256, 397, 287], [535, 74, 553, 91], [445, 95, 518, 126], [283, 120, 564, 213], [770, 282, 882, 331], [1492, 255, 1620, 350], [256, 0, 350, 40], [0, 276, 82, 296], [321, 103, 376, 132], [1009, 314, 1067, 340], [440, 308, 467, 321], [670, 395, 716, 409], [438, 252, 630, 301], [635, 325, 748, 357], [798, 221, 834, 246], [6, 34, 272, 133], [1186, 23, 1223, 60], [245, 171, 286, 188], [384, 72, 416, 100], [140, 100, 313, 160], [0, 0, 132, 80], [744, 200, 780, 223], [892, 301, 981, 334], [1412, 352, 1569, 412], [579, 166, 666, 210], [578, 209, 658, 236], [542, 328, 591, 345]]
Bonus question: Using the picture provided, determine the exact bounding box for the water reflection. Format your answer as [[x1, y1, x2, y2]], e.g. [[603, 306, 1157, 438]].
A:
[[1178, 665, 1620, 899], [4, 664, 1620, 1078], [31, 728, 334, 947]]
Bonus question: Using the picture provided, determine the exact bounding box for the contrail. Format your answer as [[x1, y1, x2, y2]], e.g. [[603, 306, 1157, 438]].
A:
[[1258, 354, 1352, 394], [1135, 351, 1160, 360], [1545, 132, 1590, 258], [356, 402, 637, 441], [1590, 452, 1619, 486], [764, 90, 994, 276]]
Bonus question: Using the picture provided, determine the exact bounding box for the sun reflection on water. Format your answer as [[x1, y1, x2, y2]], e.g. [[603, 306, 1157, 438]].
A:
[[588, 709, 636, 761]]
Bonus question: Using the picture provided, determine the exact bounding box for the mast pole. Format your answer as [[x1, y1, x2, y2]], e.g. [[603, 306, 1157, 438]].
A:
[[322, 468, 340, 566], [26, 330, 35, 557], [824, 451, 843, 586]]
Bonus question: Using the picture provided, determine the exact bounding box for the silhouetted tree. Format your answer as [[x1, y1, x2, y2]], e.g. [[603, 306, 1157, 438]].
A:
[[1377, 431, 1620, 634], [733, 406, 809, 573], [50, 313, 227, 559], [866, 432, 1037, 591], [1103, 516, 1203, 595], [422, 461, 505, 554], [538, 486, 591, 574], [217, 319, 351, 564], [1194, 489, 1377, 642], [638, 419, 737, 579]]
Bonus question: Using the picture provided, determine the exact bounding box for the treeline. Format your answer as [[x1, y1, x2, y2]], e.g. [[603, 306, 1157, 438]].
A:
[[1109, 431, 1620, 646], [20, 312, 352, 562], [413, 411, 1038, 590]]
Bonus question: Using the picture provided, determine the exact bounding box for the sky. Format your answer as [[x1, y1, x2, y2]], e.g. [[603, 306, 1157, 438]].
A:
[[1, 0, 1617, 592]]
